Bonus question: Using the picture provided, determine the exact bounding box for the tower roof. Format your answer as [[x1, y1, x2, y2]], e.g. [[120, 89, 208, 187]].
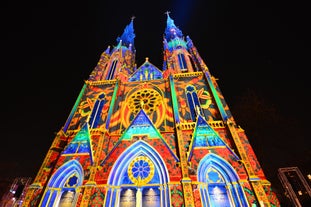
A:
[[116, 17, 136, 49], [164, 12, 183, 41]]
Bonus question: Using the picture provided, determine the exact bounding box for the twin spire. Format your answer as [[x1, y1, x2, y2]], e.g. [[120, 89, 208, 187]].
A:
[[115, 12, 183, 51], [88, 12, 197, 82]]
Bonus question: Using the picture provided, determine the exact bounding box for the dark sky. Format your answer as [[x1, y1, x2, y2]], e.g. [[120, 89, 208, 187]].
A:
[[1, 0, 310, 200]]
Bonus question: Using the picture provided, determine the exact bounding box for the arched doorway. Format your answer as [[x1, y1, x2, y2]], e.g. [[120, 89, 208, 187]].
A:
[[197, 154, 249, 207], [104, 140, 170, 207], [40, 160, 84, 207]]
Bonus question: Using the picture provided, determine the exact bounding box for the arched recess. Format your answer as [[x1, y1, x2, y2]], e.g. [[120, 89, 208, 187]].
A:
[[186, 84, 204, 121], [197, 154, 249, 207], [40, 159, 84, 207], [89, 93, 106, 129], [104, 140, 170, 207]]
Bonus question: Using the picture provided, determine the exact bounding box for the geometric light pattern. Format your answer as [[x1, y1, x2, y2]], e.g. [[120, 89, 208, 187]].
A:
[[127, 89, 162, 115], [129, 61, 163, 82], [206, 168, 224, 183], [120, 109, 162, 140], [62, 123, 94, 164], [128, 156, 155, 185]]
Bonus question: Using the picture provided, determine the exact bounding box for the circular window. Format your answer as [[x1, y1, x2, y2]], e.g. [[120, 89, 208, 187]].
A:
[[127, 89, 162, 114], [128, 156, 155, 185]]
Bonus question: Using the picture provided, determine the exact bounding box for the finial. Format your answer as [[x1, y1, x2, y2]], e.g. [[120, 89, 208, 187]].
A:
[[165, 11, 171, 16], [145, 57, 149, 62], [131, 16, 136, 21]]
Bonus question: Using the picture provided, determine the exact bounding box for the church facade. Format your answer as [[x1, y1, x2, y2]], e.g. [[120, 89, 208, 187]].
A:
[[22, 14, 280, 207]]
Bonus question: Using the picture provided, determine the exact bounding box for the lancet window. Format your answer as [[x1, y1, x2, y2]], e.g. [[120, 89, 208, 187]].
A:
[[89, 93, 106, 128], [107, 59, 118, 80], [186, 85, 203, 121]]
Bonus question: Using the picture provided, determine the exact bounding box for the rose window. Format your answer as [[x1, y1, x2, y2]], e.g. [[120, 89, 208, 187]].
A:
[[128, 156, 155, 185], [127, 89, 162, 114]]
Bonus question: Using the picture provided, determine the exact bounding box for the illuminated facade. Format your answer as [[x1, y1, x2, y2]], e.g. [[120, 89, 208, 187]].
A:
[[22, 14, 280, 206]]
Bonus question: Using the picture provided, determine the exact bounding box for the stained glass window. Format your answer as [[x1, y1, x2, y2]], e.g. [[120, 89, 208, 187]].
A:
[[127, 89, 162, 115], [107, 60, 118, 80], [186, 85, 203, 121], [177, 53, 187, 72], [89, 93, 106, 128], [128, 156, 155, 185]]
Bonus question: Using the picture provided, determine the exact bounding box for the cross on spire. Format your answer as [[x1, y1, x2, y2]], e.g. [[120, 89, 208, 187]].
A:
[[131, 16, 136, 21], [165, 11, 171, 16]]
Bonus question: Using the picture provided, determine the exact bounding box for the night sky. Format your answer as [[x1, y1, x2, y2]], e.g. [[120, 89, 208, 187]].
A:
[[1, 0, 310, 202]]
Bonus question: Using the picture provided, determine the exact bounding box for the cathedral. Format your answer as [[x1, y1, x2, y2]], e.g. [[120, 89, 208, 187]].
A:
[[22, 13, 280, 207]]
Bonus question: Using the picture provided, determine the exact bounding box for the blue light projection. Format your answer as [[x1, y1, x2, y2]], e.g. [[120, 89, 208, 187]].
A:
[[41, 160, 84, 207], [128, 61, 163, 82], [104, 141, 170, 207], [186, 85, 203, 121], [116, 19, 135, 48], [120, 109, 162, 140], [132, 160, 151, 179], [62, 123, 94, 164], [164, 13, 183, 41], [89, 93, 106, 128], [197, 154, 248, 207], [188, 115, 227, 161]]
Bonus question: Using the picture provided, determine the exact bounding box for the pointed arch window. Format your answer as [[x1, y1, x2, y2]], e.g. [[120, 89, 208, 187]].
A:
[[104, 141, 170, 207], [118, 155, 160, 207], [40, 160, 84, 207], [107, 59, 118, 80], [57, 174, 79, 207], [177, 53, 187, 72], [198, 154, 249, 207], [89, 93, 106, 128], [186, 85, 203, 121]]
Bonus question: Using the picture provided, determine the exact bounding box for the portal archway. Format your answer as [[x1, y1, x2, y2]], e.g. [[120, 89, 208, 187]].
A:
[[104, 140, 170, 207], [40, 160, 84, 207], [197, 154, 248, 207]]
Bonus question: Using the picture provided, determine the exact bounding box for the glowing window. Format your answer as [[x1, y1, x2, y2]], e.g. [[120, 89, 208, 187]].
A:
[[107, 60, 118, 80], [186, 85, 203, 121], [128, 156, 155, 185], [127, 89, 162, 115], [89, 93, 106, 128], [59, 190, 76, 207], [177, 53, 187, 71]]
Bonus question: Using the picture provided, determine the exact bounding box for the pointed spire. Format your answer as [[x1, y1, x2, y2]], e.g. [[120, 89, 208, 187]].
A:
[[116, 17, 136, 49], [164, 11, 183, 41], [104, 45, 111, 54]]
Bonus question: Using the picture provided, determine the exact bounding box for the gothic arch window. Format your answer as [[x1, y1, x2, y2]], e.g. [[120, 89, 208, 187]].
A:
[[107, 59, 118, 80], [89, 93, 106, 128], [177, 53, 187, 72], [186, 85, 203, 121], [104, 141, 170, 207], [197, 154, 249, 207], [40, 160, 84, 207]]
